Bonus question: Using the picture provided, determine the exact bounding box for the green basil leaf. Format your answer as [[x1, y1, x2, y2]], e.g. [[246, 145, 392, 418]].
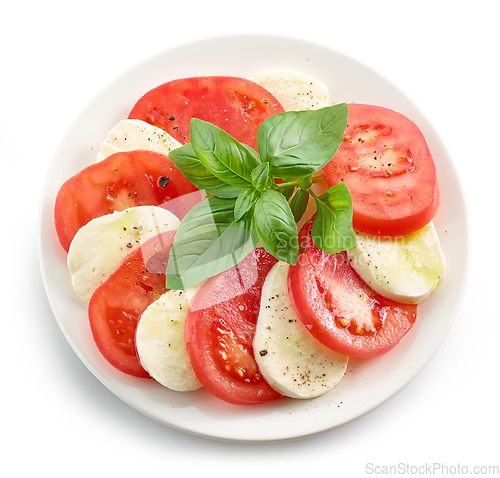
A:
[[190, 118, 260, 188], [234, 188, 259, 221], [253, 189, 299, 265], [168, 144, 246, 198], [311, 182, 356, 253], [280, 185, 295, 201], [251, 162, 270, 192], [257, 104, 348, 180], [298, 176, 312, 190], [289, 188, 310, 223], [165, 197, 258, 290]]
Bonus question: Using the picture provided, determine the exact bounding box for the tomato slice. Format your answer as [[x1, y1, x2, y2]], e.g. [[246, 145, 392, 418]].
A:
[[323, 104, 439, 236], [88, 231, 175, 378], [185, 248, 281, 405], [54, 150, 201, 252], [288, 219, 417, 358], [128, 76, 285, 151]]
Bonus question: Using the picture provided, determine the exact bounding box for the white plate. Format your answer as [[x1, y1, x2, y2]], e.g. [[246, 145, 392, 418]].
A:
[[38, 34, 470, 442]]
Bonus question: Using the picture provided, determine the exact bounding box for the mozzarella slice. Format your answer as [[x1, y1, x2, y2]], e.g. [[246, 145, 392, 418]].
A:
[[136, 285, 203, 392], [347, 221, 446, 304], [254, 261, 348, 399], [96, 119, 182, 162], [67, 206, 179, 302], [252, 68, 329, 111]]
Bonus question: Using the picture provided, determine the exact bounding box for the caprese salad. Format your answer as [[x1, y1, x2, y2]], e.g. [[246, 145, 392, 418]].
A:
[[53, 68, 445, 405]]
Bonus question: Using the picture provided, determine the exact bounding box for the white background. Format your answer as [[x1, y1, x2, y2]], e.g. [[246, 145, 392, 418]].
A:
[[3, 1, 498, 476]]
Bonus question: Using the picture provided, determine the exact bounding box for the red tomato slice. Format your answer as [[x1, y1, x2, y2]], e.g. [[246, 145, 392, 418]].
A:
[[88, 231, 175, 378], [54, 150, 201, 252], [288, 219, 417, 358], [185, 248, 281, 405], [128, 76, 285, 151], [323, 104, 439, 236]]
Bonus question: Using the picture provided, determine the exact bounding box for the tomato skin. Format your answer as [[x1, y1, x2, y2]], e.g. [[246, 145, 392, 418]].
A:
[[88, 231, 175, 378], [288, 219, 417, 358], [323, 104, 439, 236], [185, 248, 281, 405], [54, 150, 201, 252], [128, 76, 285, 151]]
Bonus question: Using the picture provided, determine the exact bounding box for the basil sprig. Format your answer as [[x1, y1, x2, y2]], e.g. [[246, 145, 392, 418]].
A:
[[166, 104, 356, 290]]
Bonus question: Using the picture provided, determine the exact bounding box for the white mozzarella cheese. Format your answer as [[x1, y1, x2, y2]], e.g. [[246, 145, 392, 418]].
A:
[[254, 261, 348, 399], [96, 119, 182, 162], [347, 221, 446, 304], [252, 68, 329, 111], [136, 285, 203, 392], [67, 206, 179, 302]]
